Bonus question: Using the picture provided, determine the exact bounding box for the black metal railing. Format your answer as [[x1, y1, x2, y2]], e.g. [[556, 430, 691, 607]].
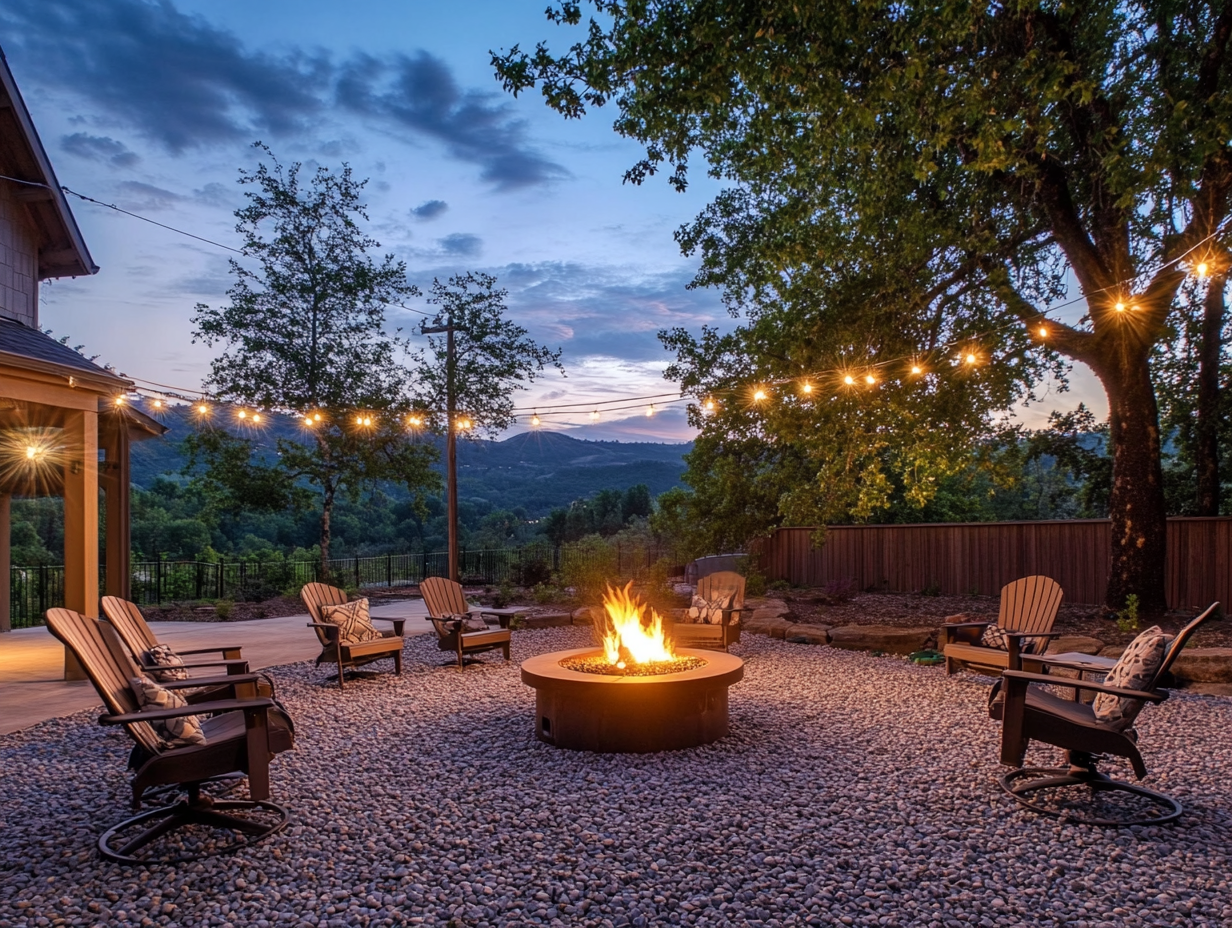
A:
[[7, 542, 683, 628]]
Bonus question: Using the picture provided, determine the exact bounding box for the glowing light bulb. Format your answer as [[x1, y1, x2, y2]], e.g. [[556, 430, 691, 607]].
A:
[[801, 383, 813, 394], [844, 375, 855, 385], [26, 445, 37, 460], [304, 416, 314, 426], [531, 414, 541, 427], [864, 374, 876, 385], [1115, 301, 1126, 313], [1038, 326, 1048, 338], [911, 365, 922, 375], [253, 414, 261, 423], [966, 353, 977, 365], [753, 389, 767, 401], [704, 398, 716, 411], [197, 404, 208, 414], [407, 415, 422, 428], [313, 413, 321, 422], [646, 404, 656, 417], [1130, 304, 1140, 312], [591, 410, 600, 421], [1197, 261, 1209, 278], [114, 395, 126, 406], [152, 399, 163, 408], [238, 410, 248, 420]]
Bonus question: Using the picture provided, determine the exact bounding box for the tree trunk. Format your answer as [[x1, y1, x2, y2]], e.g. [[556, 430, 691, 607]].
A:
[[1195, 273, 1227, 516], [1097, 348, 1169, 614], [320, 492, 333, 581]]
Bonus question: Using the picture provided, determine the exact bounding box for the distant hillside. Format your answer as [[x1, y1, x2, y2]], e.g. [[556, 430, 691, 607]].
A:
[[129, 407, 691, 514]]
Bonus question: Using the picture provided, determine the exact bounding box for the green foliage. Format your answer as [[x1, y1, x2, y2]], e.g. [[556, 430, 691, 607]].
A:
[[541, 484, 658, 544], [559, 535, 617, 604], [214, 599, 234, 620], [496, 0, 1232, 609], [1118, 594, 1141, 633], [417, 272, 565, 435], [531, 582, 562, 605], [190, 145, 440, 574], [734, 555, 767, 598]]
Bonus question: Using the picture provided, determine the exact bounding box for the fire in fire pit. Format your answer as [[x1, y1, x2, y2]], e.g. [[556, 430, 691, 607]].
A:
[[521, 583, 744, 752], [559, 583, 706, 676]]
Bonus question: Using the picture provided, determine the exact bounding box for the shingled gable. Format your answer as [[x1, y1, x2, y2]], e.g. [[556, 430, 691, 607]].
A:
[[0, 45, 97, 280]]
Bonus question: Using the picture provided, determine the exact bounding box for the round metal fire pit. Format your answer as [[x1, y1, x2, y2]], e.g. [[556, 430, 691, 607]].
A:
[[521, 647, 744, 753]]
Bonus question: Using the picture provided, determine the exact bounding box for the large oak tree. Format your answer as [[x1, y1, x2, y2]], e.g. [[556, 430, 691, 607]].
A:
[[495, 0, 1232, 611]]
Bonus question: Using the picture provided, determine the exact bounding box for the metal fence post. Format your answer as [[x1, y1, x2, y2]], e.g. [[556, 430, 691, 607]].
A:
[[386, 553, 392, 588]]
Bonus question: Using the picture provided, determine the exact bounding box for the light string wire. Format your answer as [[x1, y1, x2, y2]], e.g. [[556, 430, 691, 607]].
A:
[[6, 173, 1227, 427]]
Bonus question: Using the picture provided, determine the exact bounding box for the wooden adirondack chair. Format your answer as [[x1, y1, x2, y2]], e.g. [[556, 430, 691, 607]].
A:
[[420, 577, 513, 667], [670, 570, 749, 652], [991, 602, 1220, 826], [942, 576, 1064, 675], [299, 583, 405, 689], [44, 608, 294, 863], [100, 596, 261, 698], [419, 576, 526, 628]]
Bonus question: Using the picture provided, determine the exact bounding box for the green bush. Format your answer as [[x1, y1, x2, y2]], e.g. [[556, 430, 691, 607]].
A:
[[560, 535, 617, 604], [214, 599, 234, 620]]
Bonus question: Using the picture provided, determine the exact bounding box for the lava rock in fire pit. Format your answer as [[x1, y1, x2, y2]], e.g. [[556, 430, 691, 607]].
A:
[[557, 654, 708, 676]]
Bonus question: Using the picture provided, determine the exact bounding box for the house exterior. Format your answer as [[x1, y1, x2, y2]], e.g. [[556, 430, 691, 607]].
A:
[[0, 48, 164, 655]]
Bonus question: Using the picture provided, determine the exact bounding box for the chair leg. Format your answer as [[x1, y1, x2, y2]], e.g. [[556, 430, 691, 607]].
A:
[[394, 647, 403, 676], [502, 640, 511, 661], [945, 656, 958, 675], [245, 706, 272, 802], [336, 651, 346, 690], [457, 639, 465, 668]]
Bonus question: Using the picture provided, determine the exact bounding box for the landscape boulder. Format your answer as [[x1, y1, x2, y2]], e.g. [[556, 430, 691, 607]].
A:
[[572, 607, 598, 626], [523, 613, 573, 629], [828, 625, 935, 655], [1044, 635, 1105, 656], [745, 615, 796, 639], [1168, 648, 1232, 685], [785, 624, 831, 645]]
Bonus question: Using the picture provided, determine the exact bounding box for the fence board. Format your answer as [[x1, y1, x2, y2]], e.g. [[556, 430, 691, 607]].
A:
[[759, 518, 1232, 609]]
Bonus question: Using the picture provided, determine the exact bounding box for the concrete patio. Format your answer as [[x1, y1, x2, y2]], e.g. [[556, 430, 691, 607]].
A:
[[0, 598, 433, 734]]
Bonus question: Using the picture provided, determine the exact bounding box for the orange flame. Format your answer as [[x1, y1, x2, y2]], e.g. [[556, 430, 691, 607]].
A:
[[599, 582, 675, 665]]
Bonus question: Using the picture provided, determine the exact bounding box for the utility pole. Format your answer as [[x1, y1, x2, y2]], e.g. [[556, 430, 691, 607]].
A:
[[421, 319, 459, 581]]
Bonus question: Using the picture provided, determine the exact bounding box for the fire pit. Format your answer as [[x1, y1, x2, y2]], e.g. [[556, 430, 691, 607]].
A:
[[521, 584, 744, 752]]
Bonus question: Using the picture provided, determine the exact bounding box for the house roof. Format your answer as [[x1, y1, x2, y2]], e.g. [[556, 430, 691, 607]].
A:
[[0, 315, 129, 389], [0, 46, 97, 279]]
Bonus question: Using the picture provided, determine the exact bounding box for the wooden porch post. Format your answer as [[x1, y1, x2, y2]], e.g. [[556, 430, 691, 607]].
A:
[[101, 422, 131, 600], [62, 409, 98, 680], [0, 493, 10, 633]]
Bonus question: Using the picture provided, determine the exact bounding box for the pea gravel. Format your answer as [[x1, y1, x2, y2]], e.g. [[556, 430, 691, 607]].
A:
[[2, 628, 1230, 928]]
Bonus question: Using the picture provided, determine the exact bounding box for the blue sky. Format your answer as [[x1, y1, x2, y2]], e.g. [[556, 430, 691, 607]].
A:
[[2, 0, 1103, 441]]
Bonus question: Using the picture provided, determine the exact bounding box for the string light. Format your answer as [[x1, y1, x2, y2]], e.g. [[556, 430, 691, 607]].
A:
[[313, 413, 321, 422], [1196, 261, 1209, 278], [704, 398, 716, 411], [591, 410, 600, 421], [531, 413, 541, 427], [965, 353, 977, 365], [864, 374, 876, 385], [252, 413, 261, 423], [843, 375, 855, 385], [753, 389, 767, 401], [238, 410, 247, 420], [645, 404, 656, 417], [910, 364, 923, 375], [801, 383, 813, 394], [1115, 301, 1126, 312], [303, 416, 314, 426], [196, 404, 209, 415], [25, 445, 39, 460], [1038, 326, 1048, 338], [152, 399, 162, 408], [407, 415, 423, 428], [114, 395, 126, 406]]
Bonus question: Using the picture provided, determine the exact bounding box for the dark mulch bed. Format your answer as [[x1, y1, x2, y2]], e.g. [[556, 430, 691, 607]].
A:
[[774, 590, 1230, 648]]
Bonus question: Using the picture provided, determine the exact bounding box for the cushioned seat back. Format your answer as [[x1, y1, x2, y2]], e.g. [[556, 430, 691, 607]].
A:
[[100, 595, 159, 660], [420, 577, 469, 619], [697, 571, 745, 610], [300, 583, 349, 646], [44, 608, 163, 755], [997, 576, 1063, 650]]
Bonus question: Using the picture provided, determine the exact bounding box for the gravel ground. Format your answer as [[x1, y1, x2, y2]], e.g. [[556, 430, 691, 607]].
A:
[[2, 629, 1231, 928]]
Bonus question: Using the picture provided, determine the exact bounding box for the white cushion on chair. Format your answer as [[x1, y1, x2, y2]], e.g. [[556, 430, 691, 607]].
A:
[[320, 598, 382, 644]]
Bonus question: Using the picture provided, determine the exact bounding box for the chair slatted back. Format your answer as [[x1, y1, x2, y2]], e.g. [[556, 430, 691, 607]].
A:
[[300, 582, 349, 646], [1153, 602, 1220, 685], [44, 608, 163, 755], [420, 577, 469, 618], [997, 576, 1063, 636], [100, 595, 159, 661], [697, 571, 746, 610]]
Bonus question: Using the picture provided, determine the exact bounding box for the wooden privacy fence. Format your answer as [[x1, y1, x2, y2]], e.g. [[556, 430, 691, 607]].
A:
[[757, 518, 1232, 609]]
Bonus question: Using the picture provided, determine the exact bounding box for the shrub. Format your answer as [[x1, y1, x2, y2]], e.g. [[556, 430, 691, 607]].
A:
[[512, 552, 554, 588], [214, 599, 234, 620], [560, 536, 617, 604], [734, 555, 768, 597], [820, 577, 857, 604], [532, 582, 561, 605]]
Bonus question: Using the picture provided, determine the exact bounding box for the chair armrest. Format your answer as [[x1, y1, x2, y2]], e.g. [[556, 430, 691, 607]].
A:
[[160, 673, 263, 690], [101, 696, 275, 725], [308, 622, 341, 639], [176, 646, 244, 657], [1003, 631, 1065, 641], [1000, 670, 1168, 703], [943, 620, 993, 629], [371, 617, 406, 636]]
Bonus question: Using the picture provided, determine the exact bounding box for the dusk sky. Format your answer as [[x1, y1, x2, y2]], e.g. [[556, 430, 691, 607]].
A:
[[2, 0, 1102, 441]]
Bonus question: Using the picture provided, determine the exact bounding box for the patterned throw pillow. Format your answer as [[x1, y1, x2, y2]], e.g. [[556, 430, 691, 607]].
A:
[[1093, 626, 1170, 730], [143, 643, 189, 682], [687, 593, 734, 625], [977, 623, 1038, 654], [130, 676, 207, 749], [459, 615, 489, 633], [320, 598, 382, 644]]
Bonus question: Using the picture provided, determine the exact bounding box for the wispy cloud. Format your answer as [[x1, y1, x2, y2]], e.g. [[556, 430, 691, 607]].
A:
[[412, 199, 448, 220], [60, 132, 139, 167], [438, 233, 483, 257], [1, 0, 567, 189]]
